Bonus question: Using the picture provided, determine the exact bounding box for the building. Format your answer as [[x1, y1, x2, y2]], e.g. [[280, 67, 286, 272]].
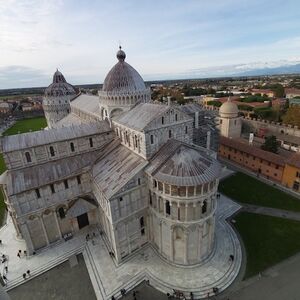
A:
[[42, 70, 77, 128], [218, 98, 242, 139], [285, 88, 300, 99], [282, 153, 300, 192], [0, 102, 13, 114], [0, 48, 222, 268], [218, 137, 285, 182], [289, 98, 300, 106], [250, 89, 274, 98]]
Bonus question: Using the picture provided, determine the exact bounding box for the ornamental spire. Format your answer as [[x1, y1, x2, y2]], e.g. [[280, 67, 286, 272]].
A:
[[116, 46, 126, 62]]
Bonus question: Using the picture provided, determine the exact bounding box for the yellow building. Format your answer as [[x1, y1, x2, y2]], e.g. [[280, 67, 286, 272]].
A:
[[282, 153, 300, 192]]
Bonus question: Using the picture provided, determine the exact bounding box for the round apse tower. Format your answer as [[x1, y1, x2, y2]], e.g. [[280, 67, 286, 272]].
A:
[[98, 47, 151, 120], [147, 143, 221, 266], [43, 70, 77, 129]]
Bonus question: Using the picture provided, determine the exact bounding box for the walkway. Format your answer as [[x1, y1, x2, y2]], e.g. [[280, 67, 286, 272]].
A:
[[242, 204, 300, 222], [84, 196, 242, 300], [220, 251, 300, 300], [0, 196, 242, 300]]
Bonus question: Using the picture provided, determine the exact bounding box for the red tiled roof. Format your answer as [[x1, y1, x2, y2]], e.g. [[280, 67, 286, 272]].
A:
[[285, 88, 300, 94], [219, 136, 286, 166], [286, 153, 300, 169]]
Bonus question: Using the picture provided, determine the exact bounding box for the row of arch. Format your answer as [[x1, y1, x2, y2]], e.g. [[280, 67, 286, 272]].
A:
[[115, 126, 143, 153], [149, 190, 214, 222], [152, 178, 217, 198]]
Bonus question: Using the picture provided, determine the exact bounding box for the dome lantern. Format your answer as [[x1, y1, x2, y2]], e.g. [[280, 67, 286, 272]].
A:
[[116, 46, 126, 62]]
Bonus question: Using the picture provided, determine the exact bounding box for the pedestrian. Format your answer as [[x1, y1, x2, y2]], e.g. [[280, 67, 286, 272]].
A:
[[22, 273, 26, 280], [17, 252, 20, 258], [4, 266, 8, 273], [27, 270, 30, 276], [0, 240, 2, 244], [2, 275, 7, 284], [93, 232, 96, 237], [24, 250, 27, 256]]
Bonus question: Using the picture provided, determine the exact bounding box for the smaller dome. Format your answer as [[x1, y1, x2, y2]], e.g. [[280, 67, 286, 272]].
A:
[[45, 69, 76, 97], [219, 97, 239, 118], [152, 144, 221, 186]]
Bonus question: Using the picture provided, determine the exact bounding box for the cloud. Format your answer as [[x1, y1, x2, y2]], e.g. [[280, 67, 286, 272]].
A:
[[0, 66, 49, 89]]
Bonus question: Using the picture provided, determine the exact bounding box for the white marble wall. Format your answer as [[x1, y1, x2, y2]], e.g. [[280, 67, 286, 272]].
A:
[[148, 176, 218, 265], [43, 95, 73, 129], [3, 131, 114, 170], [219, 116, 242, 139]]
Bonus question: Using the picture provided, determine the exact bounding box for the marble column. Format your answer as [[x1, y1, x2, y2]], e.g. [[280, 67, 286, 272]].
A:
[[40, 217, 50, 245], [184, 231, 188, 264], [54, 212, 62, 239], [185, 204, 188, 221]]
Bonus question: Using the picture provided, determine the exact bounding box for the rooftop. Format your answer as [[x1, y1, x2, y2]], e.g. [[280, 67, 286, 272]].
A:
[[1, 121, 111, 152], [92, 141, 148, 199], [146, 139, 221, 186], [4, 150, 102, 195], [219, 136, 286, 166], [114, 103, 169, 131]]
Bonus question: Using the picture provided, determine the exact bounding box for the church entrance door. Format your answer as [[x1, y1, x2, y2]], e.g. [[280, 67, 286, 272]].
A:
[[77, 213, 89, 229]]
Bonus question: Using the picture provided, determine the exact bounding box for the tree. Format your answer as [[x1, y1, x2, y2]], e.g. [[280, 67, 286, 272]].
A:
[[261, 135, 279, 153], [282, 106, 300, 127]]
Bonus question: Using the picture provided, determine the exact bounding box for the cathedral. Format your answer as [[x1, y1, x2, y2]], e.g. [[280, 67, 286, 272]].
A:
[[0, 47, 221, 267]]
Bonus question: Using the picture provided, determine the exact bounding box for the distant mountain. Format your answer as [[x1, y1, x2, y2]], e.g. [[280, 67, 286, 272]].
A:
[[234, 63, 300, 76]]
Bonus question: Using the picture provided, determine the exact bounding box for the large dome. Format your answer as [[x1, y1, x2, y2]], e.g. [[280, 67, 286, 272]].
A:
[[45, 70, 76, 97], [102, 47, 147, 93], [219, 97, 239, 118]]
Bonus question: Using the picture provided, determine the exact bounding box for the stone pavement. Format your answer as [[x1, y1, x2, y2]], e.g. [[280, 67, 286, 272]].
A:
[[84, 196, 242, 300], [0, 216, 93, 291], [0, 196, 242, 300], [8, 254, 96, 300], [221, 251, 300, 300], [242, 204, 300, 222]]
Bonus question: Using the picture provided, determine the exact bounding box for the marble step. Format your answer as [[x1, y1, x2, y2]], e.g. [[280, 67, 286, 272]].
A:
[[5, 245, 85, 291]]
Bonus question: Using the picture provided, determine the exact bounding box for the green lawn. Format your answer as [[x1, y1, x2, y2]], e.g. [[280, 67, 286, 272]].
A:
[[3, 117, 47, 136], [0, 117, 47, 225], [234, 212, 300, 278], [219, 172, 300, 212]]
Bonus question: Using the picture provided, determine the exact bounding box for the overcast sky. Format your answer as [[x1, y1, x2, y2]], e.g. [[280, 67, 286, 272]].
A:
[[1, 0, 300, 88]]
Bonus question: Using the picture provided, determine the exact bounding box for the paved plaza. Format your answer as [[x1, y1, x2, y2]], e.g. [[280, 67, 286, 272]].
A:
[[8, 254, 96, 300], [0, 196, 242, 300], [221, 251, 300, 300]]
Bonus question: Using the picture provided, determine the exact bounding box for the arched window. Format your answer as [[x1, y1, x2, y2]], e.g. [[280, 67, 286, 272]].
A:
[[150, 135, 154, 144], [58, 207, 65, 219], [134, 135, 138, 148], [70, 142, 75, 152], [25, 151, 32, 163], [162, 116, 164, 125], [202, 200, 207, 214], [169, 130, 172, 138], [185, 126, 188, 134], [166, 200, 171, 215], [140, 216, 144, 228], [175, 114, 178, 121], [140, 216, 145, 235], [49, 146, 55, 157], [89, 138, 93, 148]]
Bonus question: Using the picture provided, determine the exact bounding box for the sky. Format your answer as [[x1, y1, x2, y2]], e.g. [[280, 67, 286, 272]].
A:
[[0, 0, 300, 88]]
